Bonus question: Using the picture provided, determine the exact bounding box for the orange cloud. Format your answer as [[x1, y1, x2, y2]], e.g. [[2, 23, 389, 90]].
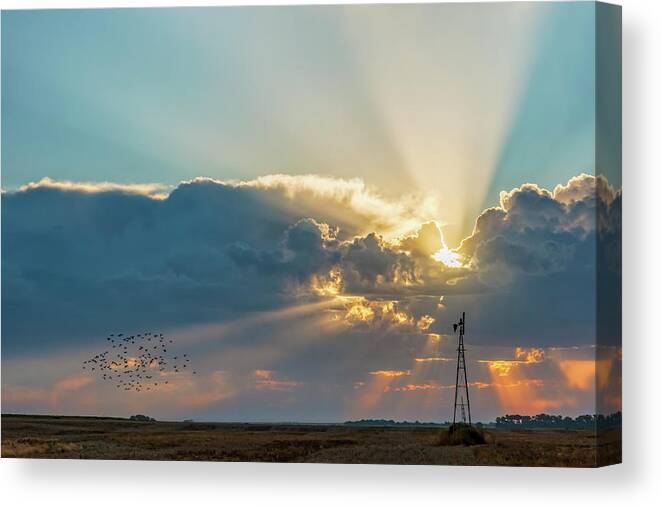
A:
[[388, 383, 440, 392], [515, 347, 545, 363], [369, 370, 411, 377], [254, 369, 274, 380], [253, 369, 301, 391], [414, 356, 453, 363]]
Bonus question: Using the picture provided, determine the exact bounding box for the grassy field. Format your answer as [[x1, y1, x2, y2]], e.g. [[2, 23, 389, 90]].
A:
[[1, 414, 621, 467]]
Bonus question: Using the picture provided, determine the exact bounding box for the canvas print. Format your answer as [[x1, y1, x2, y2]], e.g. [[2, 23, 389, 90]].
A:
[[1, 2, 621, 467]]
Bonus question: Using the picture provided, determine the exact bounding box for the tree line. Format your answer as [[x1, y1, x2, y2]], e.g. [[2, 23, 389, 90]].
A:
[[343, 412, 622, 428], [495, 412, 621, 429]]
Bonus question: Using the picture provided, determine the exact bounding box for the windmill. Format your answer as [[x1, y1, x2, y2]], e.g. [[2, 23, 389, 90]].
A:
[[452, 312, 472, 426]]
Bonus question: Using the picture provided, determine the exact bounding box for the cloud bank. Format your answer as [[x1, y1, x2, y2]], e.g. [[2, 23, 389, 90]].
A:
[[1, 172, 621, 420]]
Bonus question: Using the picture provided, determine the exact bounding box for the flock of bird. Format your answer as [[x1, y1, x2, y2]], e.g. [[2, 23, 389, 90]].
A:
[[82, 332, 196, 392]]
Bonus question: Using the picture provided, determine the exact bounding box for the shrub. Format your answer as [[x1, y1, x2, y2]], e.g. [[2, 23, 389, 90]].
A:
[[437, 423, 486, 446], [129, 414, 155, 422]]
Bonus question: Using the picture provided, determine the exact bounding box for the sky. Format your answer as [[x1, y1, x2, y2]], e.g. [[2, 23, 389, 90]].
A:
[[1, 2, 621, 422]]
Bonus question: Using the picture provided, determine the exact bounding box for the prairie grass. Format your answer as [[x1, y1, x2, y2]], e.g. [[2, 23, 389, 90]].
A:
[[1, 415, 620, 466]]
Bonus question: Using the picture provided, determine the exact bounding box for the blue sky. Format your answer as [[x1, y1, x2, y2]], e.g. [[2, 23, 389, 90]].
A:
[[2, 3, 603, 242], [1, 3, 621, 422]]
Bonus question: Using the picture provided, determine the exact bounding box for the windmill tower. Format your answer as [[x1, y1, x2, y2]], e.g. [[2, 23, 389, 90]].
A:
[[452, 312, 472, 426], [459, 396, 467, 424]]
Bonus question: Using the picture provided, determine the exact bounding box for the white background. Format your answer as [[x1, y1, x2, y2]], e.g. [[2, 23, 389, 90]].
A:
[[0, 0, 658, 505]]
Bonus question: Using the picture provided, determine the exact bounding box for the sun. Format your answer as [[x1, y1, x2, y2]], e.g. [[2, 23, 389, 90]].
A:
[[432, 246, 464, 268]]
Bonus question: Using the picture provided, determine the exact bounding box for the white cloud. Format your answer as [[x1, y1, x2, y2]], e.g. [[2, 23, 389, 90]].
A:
[[14, 177, 170, 199]]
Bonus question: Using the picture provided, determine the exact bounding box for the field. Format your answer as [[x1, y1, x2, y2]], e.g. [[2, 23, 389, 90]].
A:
[[1, 415, 621, 467]]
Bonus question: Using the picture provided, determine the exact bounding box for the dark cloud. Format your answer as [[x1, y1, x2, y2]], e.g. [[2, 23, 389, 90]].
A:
[[458, 174, 614, 275], [226, 218, 344, 286], [432, 173, 621, 346], [341, 233, 418, 289], [227, 218, 421, 293], [2, 173, 620, 357]]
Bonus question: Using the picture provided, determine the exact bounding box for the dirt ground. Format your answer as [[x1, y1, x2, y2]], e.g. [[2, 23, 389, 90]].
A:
[[1, 414, 621, 467]]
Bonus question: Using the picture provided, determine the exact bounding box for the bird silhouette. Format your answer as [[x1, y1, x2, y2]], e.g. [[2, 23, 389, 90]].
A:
[[82, 331, 196, 392]]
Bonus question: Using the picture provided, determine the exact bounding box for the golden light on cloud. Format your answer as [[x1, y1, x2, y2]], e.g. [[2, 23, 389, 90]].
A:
[[310, 268, 343, 297], [233, 174, 441, 240], [345, 302, 376, 324], [388, 383, 440, 392], [416, 315, 435, 331], [515, 347, 545, 363], [383, 301, 413, 325], [17, 177, 170, 200], [340, 298, 434, 334], [369, 370, 411, 377], [414, 356, 453, 363], [485, 360, 516, 377], [480, 347, 546, 377]]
